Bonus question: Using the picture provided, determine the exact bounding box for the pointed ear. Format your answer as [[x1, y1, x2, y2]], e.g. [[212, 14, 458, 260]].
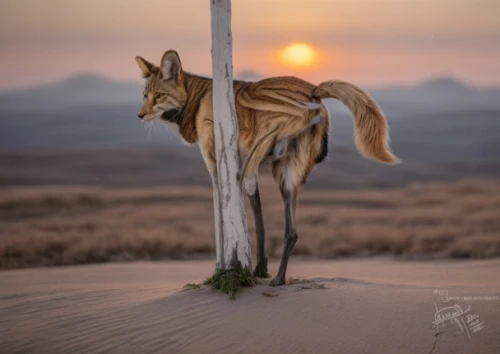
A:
[[161, 50, 182, 82], [135, 56, 156, 78]]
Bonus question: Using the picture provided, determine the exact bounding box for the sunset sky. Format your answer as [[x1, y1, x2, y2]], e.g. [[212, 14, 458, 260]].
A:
[[1, 0, 499, 90]]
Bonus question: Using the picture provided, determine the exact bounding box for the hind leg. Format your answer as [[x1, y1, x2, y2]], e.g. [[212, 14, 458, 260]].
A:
[[269, 182, 299, 286], [269, 153, 305, 286], [269, 133, 317, 286]]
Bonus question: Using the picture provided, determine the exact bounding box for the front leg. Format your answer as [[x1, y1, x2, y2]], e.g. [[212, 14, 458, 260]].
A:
[[198, 135, 225, 268], [246, 180, 270, 278]]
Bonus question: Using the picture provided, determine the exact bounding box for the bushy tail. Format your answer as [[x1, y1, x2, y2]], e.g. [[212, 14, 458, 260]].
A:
[[313, 80, 400, 164]]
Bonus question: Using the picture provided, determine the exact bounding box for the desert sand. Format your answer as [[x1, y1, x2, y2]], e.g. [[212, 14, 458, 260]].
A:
[[1, 258, 499, 353]]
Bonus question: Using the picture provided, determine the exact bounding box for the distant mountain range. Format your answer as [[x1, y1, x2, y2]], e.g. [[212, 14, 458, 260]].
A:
[[0, 74, 142, 111], [371, 77, 500, 115], [1, 73, 500, 113]]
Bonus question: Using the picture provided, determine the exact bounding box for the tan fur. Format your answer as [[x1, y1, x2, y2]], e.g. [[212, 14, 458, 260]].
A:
[[135, 50, 399, 196]]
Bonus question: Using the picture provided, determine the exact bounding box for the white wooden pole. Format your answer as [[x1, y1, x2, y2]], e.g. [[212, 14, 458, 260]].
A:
[[210, 0, 252, 271]]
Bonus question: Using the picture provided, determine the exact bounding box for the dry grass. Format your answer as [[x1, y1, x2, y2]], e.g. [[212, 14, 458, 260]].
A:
[[1, 178, 500, 269]]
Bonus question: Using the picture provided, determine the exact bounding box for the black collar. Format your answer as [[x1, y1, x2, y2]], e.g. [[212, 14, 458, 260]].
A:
[[161, 108, 184, 124]]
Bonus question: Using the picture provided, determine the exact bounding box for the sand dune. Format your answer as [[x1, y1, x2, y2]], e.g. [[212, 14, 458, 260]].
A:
[[1, 259, 499, 353]]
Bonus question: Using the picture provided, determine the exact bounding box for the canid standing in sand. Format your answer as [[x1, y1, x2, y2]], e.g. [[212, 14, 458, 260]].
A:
[[135, 50, 399, 286]]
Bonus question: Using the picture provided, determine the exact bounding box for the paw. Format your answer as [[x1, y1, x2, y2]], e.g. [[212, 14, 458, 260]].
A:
[[253, 264, 271, 278], [269, 276, 286, 287]]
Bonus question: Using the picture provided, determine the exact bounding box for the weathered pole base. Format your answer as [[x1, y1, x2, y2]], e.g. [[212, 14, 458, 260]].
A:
[[204, 261, 257, 299]]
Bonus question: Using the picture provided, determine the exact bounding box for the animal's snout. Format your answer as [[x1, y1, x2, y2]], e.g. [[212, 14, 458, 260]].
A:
[[137, 113, 145, 119]]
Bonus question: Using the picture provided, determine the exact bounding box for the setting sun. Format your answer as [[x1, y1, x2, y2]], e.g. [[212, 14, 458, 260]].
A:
[[281, 43, 316, 68]]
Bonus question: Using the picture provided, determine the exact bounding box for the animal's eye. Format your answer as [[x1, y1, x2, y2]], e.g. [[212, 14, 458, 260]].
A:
[[154, 93, 163, 100], [143, 94, 147, 101]]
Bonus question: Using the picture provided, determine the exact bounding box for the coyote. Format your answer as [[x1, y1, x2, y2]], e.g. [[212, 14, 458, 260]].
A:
[[135, 50, 399, 286]]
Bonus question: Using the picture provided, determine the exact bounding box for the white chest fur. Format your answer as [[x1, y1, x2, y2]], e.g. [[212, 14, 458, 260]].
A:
[[160, 120, 192, 145]]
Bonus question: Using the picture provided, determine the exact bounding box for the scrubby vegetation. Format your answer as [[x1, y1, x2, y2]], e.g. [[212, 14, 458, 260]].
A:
[[1, 179, 500, 269]]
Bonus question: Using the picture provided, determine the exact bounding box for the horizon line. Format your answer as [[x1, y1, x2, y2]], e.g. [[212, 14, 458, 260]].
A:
[[1, 71, 498, 94]]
